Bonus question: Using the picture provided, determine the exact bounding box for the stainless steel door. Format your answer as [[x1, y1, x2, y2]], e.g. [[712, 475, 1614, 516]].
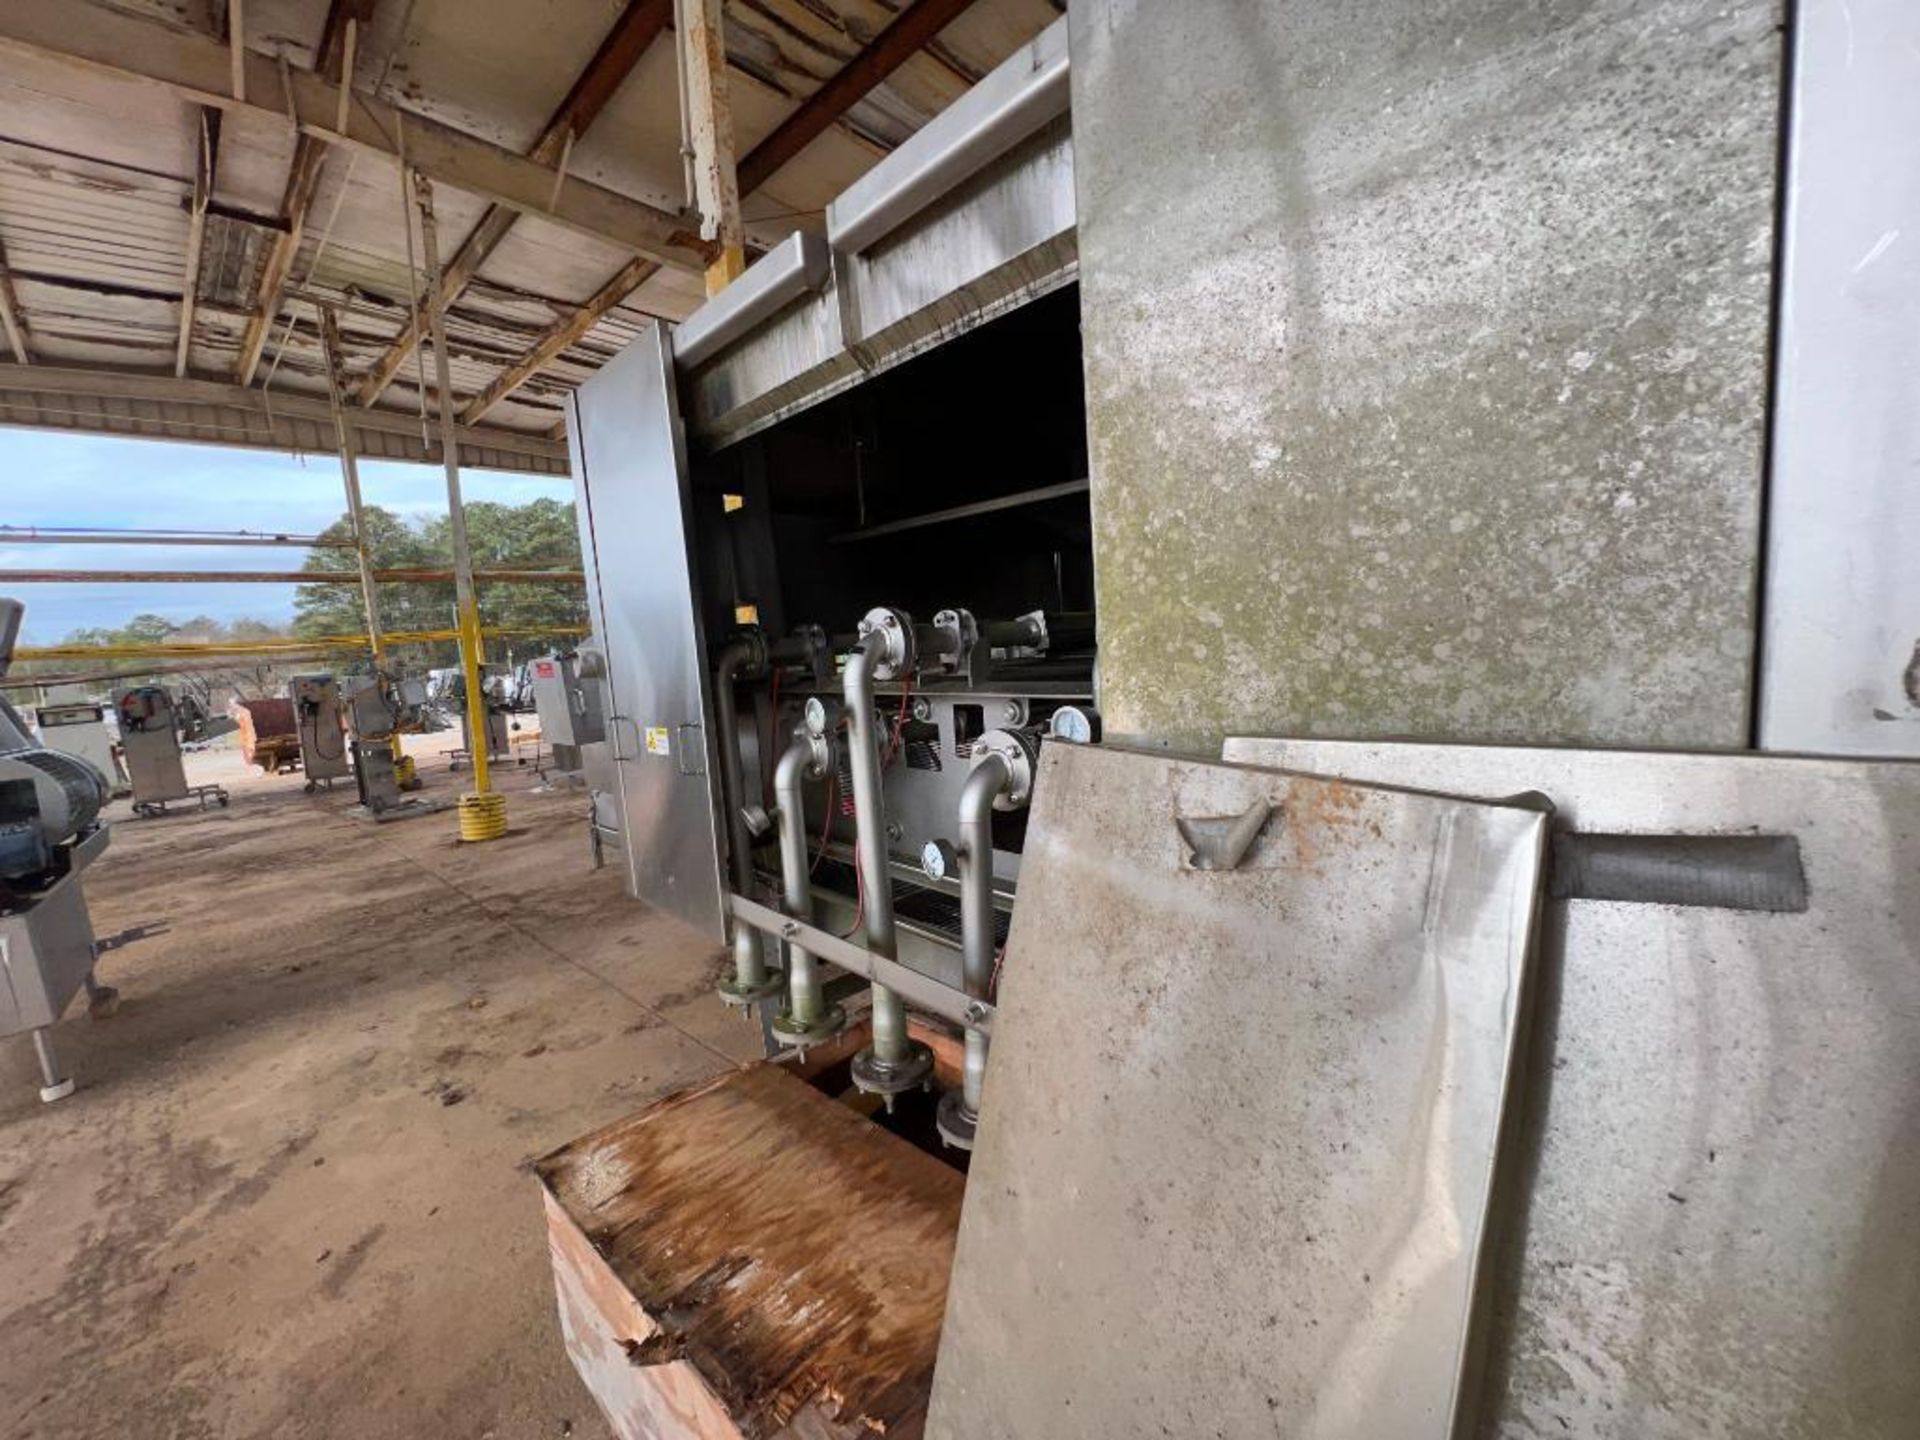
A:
[[566, 324, 727, 942]]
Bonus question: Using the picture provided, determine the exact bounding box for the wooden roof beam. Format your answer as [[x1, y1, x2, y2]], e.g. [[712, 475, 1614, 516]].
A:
[[355, 0, 673, 407], [176, 107, 220, 376], [737, 0, 981, 197], [459, 256, 659, 425], [0, 234, 30, 364], [0, 1, 705, 273]]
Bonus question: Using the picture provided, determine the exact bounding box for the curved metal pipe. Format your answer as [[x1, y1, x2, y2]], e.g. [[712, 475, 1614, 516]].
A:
[[958, 751, 1012, 1116], [714, 636, 768, 991], [844, 630, 906, 1061], [773, 734, 825, 1027], [712, 637, 758, 894]]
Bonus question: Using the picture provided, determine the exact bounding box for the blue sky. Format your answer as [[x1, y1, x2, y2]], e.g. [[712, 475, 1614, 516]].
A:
[[2, 429, 571, 643]]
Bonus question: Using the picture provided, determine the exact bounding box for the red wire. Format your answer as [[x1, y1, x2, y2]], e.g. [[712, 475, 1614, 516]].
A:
[[810, 768, 837, 877]]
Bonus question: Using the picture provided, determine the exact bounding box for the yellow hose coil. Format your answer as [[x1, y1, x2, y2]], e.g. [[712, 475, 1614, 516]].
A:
[[458, 790, 508, 843]]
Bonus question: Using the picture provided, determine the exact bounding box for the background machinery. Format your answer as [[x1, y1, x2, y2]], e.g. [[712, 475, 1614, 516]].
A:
[[114, 684, 227, 816], [288, 674, 350, 792], [0, 598, 118, 1102]]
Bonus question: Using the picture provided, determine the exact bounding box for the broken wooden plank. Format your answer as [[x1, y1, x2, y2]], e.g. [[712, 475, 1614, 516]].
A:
[[537, 1062, 962, 1439]]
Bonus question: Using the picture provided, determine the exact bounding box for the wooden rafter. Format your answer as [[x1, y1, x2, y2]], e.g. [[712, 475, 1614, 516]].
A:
[[0, 233, 29, 364], [176, 107, 219, 377], [459, 256, 659, 425], [737, 0, 981, 196], [232, 0, 371, 386], [0, 2, 704, 268], [480, 0, 985, 422], [355, 0, 673, 408], [682, 0, 744, 294]]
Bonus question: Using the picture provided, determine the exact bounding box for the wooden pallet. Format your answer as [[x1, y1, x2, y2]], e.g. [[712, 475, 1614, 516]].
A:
[[536, 1054, 964, 1439]]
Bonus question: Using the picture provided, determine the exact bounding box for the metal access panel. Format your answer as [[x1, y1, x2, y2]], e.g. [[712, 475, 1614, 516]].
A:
[[1222, 736, 1920, 1437], [928, 743, 1549, 1440], [1070, 0, 1778, 753], [0, 873, 97, 1035], [1758, 0, 1920, 755], [566, 324, 727, 942], [288, 674, 350, 781], [114, 688, 187, 803]]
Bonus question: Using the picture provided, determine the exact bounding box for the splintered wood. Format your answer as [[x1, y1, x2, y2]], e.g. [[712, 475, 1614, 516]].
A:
[[536, 1064, 963, 1440]]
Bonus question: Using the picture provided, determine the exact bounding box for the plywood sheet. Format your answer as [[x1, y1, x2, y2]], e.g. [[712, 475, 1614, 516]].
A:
[[928, 743, 1548, 1439], [537, 1063, 963, 1439]]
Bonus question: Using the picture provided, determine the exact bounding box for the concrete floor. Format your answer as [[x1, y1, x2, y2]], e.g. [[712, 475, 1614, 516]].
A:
[[0, 743, 760, 1439]]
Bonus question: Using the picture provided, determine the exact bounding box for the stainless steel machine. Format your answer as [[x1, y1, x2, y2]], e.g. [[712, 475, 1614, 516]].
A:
[[556, 7, 1920, 1437], [288, 673, 350, 791], [526, 650, 604, 779], [0, 599, 118, 1102], [341, 670, 431, 817], [32, 697, 125, 794], [114, 684, 226, 816]]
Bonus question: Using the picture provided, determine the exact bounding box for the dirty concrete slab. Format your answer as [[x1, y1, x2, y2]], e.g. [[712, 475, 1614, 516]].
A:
[[0, 745, 761, 1440]]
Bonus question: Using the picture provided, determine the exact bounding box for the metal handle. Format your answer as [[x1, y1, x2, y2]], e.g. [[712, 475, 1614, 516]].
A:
[[675, 722, 706, 777], [606, 714, 641, 762]]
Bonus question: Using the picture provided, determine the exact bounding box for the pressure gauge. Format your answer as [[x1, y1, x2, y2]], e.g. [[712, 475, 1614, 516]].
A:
[[804, 696, 830, 737], [921, 838, 958, 883], [1051, 705, 1100, 745]]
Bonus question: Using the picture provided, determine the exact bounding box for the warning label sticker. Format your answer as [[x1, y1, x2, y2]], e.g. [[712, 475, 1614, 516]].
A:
[[644, 726, 671, 756]]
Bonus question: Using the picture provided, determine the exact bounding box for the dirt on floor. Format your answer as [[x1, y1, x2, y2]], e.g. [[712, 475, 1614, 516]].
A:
[[0, 739, 762, 1440]]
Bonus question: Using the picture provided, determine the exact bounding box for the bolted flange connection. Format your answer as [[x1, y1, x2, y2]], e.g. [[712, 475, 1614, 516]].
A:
[[850, 1040, 935, 1110], [769, 1002, 848, 1051], [716, 969, 786, 1007], [856, 606, 917, 681], [936, 1089, 978, 1150]]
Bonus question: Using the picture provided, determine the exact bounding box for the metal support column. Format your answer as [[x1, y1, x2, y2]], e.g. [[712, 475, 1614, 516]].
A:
[[412, 171, 504, 839], [316, 305, 387, 676]]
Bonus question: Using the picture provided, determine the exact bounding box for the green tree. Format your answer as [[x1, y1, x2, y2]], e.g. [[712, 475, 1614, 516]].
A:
[[294, 498, 586, 668]]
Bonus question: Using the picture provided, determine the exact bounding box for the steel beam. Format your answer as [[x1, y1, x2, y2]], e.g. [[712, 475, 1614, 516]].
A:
[[0, 362, 567, 469], [0, 1, 705, 269]]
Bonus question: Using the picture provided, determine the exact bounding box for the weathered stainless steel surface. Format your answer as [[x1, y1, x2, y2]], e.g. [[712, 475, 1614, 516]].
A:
[[566, 327, 727, 942], [1759, 0, 1920, 756], [928, 743, 1548, 1439], [1223, 735, 1920, 1438], [684, 24, 1076, 451], [0, 872, 97, 1035], [1073, 0, 1780, 753], [671, 232, 829, 372], [828, 18, 1068, 258], [841, 115, 1075, 348]]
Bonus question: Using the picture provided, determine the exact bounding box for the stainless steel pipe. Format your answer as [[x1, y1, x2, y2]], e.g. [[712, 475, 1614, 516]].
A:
[[843, 628, 932, 1094], [714, 635, 775, 1001], [845, 631, 905, 1058], [957, 751, 1011, 1118], [769, 730, 844, 1046]]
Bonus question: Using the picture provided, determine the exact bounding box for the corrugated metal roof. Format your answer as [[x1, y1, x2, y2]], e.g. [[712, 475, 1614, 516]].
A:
[[0, 0, 1062, 457]]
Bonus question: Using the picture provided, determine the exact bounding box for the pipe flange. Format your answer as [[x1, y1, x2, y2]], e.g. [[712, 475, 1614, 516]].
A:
[[716, 970, 786, 1007], [935, 1089, 978, 1150], [850, 1040, 935, 1097], [856, 606, 916, 681], [769, 1002, 848, 1050], [971, 728, 1041, 810]]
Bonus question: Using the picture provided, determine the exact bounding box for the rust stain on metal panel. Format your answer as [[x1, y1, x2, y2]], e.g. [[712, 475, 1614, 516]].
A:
[[537, 1064, 962, 1439]]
